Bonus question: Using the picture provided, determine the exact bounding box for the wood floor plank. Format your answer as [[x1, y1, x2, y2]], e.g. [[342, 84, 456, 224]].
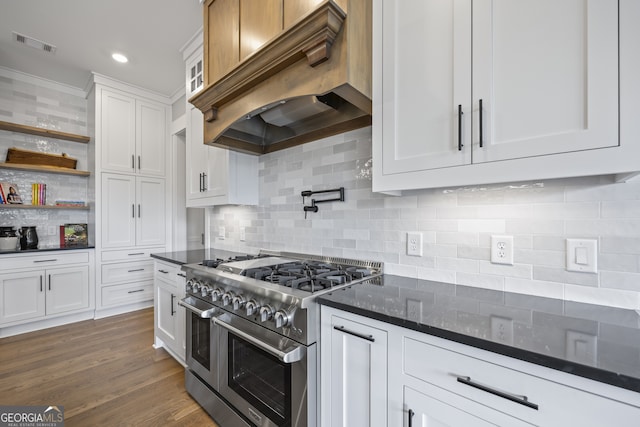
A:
[[0, 308, 217, 427]]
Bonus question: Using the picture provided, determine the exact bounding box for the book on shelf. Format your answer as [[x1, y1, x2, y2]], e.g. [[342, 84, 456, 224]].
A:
[[31, 183, 47, 206], [0, 182, 22, 204], [60, 223, 88, 247]]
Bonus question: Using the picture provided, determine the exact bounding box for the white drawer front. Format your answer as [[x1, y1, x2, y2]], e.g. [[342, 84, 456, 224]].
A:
[[403, 336, 640, 426], [0, 251, 90, 270], [101, 247, 163, 262], [101, 281, 153, 307], [154, 260, 180, 279], [101, 260, 153, 284]]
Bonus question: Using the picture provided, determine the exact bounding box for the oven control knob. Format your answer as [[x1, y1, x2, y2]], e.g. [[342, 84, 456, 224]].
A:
[[245, 299, 259, 316], [222, 292, 235, 306], [200, 285, 212, 297], [191, 281, 201, 293], [186, 279, 196, 292], [274, 310, 292, 329], [259, 305, 274, 322], [232, 295, 246, 311], [210, 288, 223, 302]]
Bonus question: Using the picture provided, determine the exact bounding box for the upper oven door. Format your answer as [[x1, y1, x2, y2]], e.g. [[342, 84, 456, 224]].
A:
[[215, 312, 312, 427], [179, 295, 222, 388]]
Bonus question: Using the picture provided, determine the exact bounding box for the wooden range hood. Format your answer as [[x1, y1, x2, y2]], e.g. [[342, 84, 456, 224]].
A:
[[189, 0, 372, 155]]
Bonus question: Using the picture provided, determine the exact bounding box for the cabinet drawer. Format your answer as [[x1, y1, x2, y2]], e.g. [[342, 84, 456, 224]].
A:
[[101, 247, 162, 262], [0, 251, 90, 270], [101, 281, 153, 307], [101, 260, 153, 284], [403, 336, 640, 425], [154, 261, 180, 280]]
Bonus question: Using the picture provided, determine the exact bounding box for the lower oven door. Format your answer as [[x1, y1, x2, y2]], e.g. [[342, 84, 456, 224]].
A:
[[214, 312, 314, 427], [179, 295, 221, 388]]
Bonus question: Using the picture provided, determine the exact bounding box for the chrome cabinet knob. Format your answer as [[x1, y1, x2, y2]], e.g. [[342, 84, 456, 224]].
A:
[[274, 310, 291, 328], [259, 305, 274, 322]]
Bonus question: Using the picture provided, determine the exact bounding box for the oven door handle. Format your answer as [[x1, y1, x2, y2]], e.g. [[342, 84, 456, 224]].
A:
[[214, 318, 306, 364], [178, 299, 217, 319]]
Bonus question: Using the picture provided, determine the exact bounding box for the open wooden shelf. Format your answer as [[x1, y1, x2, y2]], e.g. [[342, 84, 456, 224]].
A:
[[0, 120, 90, 143], [0, 162, 90, 177], [0, 204, 89, 211]]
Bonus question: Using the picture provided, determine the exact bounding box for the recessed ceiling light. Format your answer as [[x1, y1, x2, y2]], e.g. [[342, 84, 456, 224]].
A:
[[112, 53, 128, 63]]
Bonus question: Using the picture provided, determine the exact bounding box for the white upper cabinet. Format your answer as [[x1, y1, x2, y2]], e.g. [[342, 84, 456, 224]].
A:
[[373, 0, 637, 192], [101, 88, 166, 177], [183, 34, 258, 208]]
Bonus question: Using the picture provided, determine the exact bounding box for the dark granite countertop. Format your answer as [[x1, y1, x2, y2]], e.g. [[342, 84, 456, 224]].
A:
[[150, 249, 256, 266], [317, 275, 640, 394], [0, 246, 94, 255]]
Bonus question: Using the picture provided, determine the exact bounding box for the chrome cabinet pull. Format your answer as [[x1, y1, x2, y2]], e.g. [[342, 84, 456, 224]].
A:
[[40, 275, 43, 292], [479, 99, 484, 148], [202, 173, 207, 191], [408, 409, 415, 427], [456, 376, 539, 410], [158, 269, 169, 274], [177, 273, 186, 278], [138, 204, 141, 218], [128, 252, 144, 256], [34, 259, 57, 263], [128, 268, 145, 273], [131, 154, 135, 169], [333, 325, 375, 342], [132, 204, 135, 218], [458, 104, 464, 151], [128, 289, 144, 294], [138, 155, 141, 170], [170, 294, 176, 316], [48, 274, 51, 291]]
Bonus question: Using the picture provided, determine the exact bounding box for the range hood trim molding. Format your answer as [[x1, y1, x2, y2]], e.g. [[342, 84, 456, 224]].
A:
[[190, 0, 347, 123]]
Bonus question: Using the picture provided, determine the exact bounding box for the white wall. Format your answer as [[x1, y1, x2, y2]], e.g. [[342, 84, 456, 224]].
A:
[[208, 127, 640, 310]]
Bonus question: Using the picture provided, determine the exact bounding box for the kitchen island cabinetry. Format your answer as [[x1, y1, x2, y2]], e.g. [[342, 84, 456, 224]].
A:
[[372, 0, 640, 192], [153, 259, 186, 363], [320, 307, 387, 427], [0, 250, 94, 337], [319, 303, 640, 426], [184, 35, 258, 208]]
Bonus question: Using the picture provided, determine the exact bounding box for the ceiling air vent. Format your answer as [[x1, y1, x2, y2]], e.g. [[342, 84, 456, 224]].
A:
[[12, 31, 57, 54]]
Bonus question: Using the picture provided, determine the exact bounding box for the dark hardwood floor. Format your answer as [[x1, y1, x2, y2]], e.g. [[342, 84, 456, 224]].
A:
[[0, 308, 218, 426]]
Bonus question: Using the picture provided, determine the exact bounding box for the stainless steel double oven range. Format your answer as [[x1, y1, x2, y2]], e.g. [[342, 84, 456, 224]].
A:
[[178, 251, 382, 427]]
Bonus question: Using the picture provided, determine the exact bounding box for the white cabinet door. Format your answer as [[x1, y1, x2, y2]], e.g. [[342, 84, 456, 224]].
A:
[[136, 99, 166, 177], [472, 0, 618, 162], [101, 89, 136, 174], [135, 176, 165, 246], [378, 0, 471, 175], [373, 0, 621, 192], [186, 104, 210, 204], [101, 173, 136, 248], [46, 266, 90, 315], [156, 279, 178, 349], [404, 386, 499, 427], [0, 270, 45, 324], [321, 308, 388, 427]]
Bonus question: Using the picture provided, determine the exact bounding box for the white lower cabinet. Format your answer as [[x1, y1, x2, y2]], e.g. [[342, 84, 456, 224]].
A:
[[153, 260, 186, 362], [320, 306, 640, 427], [320, 307, 388, 427], [0, 251, 94, 330]]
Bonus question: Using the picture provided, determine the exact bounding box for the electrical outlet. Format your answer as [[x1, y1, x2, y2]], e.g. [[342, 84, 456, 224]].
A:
[[218, 226, 225, 240], [239, 227, 246, 241], [490, 235, 514, 265], [491, 316, 514, 345], [566, 331, 597, 365], [407, 232, 423, 256], [407, 299, 423, 321]]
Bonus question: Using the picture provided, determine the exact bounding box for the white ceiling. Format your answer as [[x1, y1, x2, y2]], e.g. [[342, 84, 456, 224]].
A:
[[0, 0, 203, 98]]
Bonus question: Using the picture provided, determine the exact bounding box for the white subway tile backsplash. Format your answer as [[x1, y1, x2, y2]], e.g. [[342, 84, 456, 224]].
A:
[[209, 127, 640, 309]]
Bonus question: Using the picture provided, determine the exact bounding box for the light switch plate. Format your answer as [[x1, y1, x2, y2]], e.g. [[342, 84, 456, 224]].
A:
[[566, 238, 597, 273]]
